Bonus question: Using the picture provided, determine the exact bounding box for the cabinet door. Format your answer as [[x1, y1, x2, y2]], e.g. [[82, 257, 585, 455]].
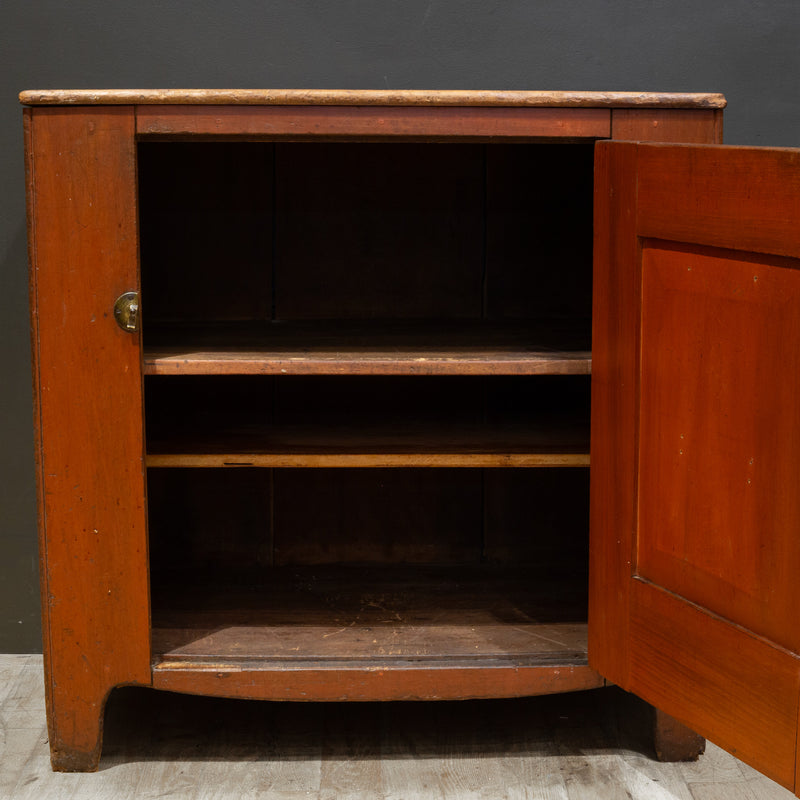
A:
[[590, 141, 800, 792], [26, 107, 151, 770]]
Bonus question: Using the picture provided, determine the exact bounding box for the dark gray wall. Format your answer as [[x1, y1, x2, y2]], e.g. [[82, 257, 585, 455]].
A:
[[1, 0, 799, 652]]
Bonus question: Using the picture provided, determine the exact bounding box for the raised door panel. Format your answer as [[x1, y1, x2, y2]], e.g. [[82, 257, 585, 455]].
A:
[[27, 107, 150, 770], [590, 142, 800, 792], [638, 241, 800, 653]]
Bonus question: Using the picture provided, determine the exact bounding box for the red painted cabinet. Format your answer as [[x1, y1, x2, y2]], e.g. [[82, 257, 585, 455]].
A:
[[23, 90, 798, 792]]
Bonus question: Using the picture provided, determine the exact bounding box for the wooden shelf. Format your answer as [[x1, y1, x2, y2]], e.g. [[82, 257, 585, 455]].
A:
[[146, 418, 590, 468], [143, 320, 591, 376], [150, 565, 598, 700]]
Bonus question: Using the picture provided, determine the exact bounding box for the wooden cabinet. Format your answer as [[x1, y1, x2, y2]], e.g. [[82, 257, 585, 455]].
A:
[[22, 90, 799, 792]]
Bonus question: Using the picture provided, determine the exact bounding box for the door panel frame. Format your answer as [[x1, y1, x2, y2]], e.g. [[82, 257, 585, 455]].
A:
[[630, 579, 799, 788]]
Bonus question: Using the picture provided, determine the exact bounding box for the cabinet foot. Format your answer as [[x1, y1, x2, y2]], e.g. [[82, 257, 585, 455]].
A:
[[50, 745, 102, 773], [47, 691, 108, 772], [653, 707, 706, 762], [611, 688, 706, 762]]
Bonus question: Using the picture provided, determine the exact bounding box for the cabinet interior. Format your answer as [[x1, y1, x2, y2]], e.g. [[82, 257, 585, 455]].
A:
[[138, 139, 595, 675]]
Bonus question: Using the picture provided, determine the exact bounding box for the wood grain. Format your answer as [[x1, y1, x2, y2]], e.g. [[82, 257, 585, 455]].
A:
[[135, 106, 611, 139], [629, 579, 800, 791], [637, 144, 800, 259], [26, 107, 151, 771], [19, 89, 728, 107], [637, 241, 800, 654], [588, 117, 722, 698], [151, 565, 588, 663], [273, 143, 483, 320], [22, 105, 54, 773], [143, 320, 592, 375], [610, 109, 723, 143], [149, 564, 598, 700], [145, 417, 590, 468], [148, 454, 588, 468], [593, 141, 800, 794], [154, 617, 589, 664], [152, 663, 603, 701], [587, 142, 639, 689]]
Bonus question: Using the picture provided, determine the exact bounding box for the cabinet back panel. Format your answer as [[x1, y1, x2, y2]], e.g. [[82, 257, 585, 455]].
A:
[[138, 142, 273, 323], [486, 144, 594, 320], [147, 466, 588, 571], [138, 142, 595, 327], [145, 375, 588, 427], [147, 468, 273, 570], [484, 468, 589, 570], [273, 469, 482, 564], [144, 375, 591, 463], [274, 143, 485, 319]]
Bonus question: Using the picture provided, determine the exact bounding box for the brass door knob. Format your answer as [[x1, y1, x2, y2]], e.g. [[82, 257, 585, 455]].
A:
[[113, 291, 139, 332]]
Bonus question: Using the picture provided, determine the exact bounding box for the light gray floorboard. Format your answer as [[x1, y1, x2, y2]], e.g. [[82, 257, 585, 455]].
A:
[[0, 656, 793, 800]]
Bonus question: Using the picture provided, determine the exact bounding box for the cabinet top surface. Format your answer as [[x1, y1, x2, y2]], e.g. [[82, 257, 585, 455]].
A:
[[19, 89, 726, 108]]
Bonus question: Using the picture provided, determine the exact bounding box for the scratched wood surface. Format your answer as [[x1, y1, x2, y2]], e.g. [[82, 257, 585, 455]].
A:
[[136, 105, 613, 140], [1, 655, 790, 799], [150, 565, 590, 663], [18, 89, 728, 107], [145, 413, 591, 468], [26, 107, 152, 772], [143, 320, 592, 375]]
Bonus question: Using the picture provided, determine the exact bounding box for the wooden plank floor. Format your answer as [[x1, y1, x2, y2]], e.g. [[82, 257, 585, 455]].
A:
[[1, 655, 792, 799]]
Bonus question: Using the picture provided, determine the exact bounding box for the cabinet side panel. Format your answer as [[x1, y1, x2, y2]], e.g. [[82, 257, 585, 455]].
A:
[[588, 141, 639, 688], [610, 109, 723, 143], [29, 107, 150, 762], [24, 105, 57, 740]]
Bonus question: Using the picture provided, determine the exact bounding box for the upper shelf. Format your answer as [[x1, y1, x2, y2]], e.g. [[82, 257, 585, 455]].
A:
[[143, 320, 592, 376], [19, 89, 727, 109]]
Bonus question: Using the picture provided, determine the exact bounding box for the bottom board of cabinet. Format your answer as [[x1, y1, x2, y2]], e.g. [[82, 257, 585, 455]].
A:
[[150, 565, 598, 700]]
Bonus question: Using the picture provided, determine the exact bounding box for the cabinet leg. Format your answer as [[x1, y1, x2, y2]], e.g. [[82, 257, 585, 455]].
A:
[[47, 689, 109, 772], [652, 707, 706, 762], [612, 688, 705, 763]]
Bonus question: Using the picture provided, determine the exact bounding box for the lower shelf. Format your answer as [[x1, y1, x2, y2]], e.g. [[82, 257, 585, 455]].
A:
[[150, 565, 598, 700]]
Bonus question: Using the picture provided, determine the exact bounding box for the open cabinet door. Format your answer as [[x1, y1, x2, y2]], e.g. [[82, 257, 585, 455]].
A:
[[590, 141, 800, 792]]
